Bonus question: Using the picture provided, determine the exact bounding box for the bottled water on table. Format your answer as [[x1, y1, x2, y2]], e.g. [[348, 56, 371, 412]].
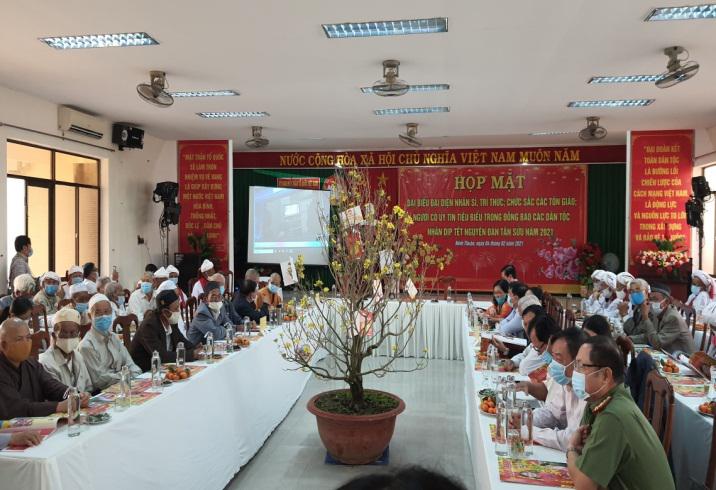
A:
[[176, 342, 186, 366], [66, 387, 81, 437], [225, 325, 235, 353], [520, 401, 534, 457], [115, 365, 132, 411], [494, 399, 508, 456], [446, 286, 453, 302], [151, 351, 162, 391], [205, 331, 215, 363], [243, 317, 251, 335]]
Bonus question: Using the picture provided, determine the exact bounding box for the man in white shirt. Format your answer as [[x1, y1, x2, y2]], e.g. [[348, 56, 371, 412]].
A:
[[69, 282, 91, 326], [531, 327, 588, 451], [62, 265, 84, 299], [191, 259, 215, 299], [128, 271, 154, 322], [79, 294, 142, 389], [39, 307, 94, 393], [512, 313, 560, 377]]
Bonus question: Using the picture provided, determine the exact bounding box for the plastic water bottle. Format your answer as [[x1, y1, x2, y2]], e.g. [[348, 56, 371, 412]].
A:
[[176, 342, 186, 366], [151, 351, 162, 391], [67, 387, 81, 437], [494, 399, 508, 456], [521, 401, 534, 457], [225, 325, 235, 353], [205, 331, 215, 363], [243, 317, 250, 335], [446, 286, 453, 302], [115, 365, 131, 411]]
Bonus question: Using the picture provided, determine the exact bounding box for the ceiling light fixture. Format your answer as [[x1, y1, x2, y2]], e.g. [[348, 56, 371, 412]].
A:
[[361, 83, 449, 93], [567, 99, 654, 108], [588, 75, 663, 84], [197, 112, 269, 118], [374, 107, 449, 116], [322, 17, 448, 38], [645, 4, 716, 21], [40, 32, 158, 49], [169, 90, 240, 98]]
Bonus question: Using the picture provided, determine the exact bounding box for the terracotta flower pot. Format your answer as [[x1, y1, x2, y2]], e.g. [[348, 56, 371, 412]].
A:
[[307, 389, 405, 465]]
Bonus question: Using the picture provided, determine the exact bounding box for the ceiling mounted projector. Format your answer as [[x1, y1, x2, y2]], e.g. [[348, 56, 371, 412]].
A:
[[656, 46, 699, 89], [399, 123, 422, 147], [372, 60, 410, 97], [136, 71, 174, 108], [245, 126, 269, 149], [579, 117, 607, 141]]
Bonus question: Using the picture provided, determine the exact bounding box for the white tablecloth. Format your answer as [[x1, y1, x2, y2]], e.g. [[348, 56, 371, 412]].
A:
[[462, 319, 567, 490], [0, 327, 322, 490], [323, 300, 468, 360]]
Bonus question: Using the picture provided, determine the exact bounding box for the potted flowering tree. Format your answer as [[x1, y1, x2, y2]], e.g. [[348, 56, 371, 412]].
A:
[[276, 168, 452, 464]]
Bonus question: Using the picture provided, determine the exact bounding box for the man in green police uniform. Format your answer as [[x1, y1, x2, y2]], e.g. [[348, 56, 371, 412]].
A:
[[566, 336, 674, 490]]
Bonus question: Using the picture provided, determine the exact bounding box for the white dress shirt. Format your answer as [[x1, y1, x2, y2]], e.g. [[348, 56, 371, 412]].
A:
[[532, 381, 587, 451], [128, 289, 153, 322], [191, 281, 204, 300], [687, 290, 710, 316], [512, 345, 547, 376], [38, 345, 94, 393], [79, 328, 142, 391]]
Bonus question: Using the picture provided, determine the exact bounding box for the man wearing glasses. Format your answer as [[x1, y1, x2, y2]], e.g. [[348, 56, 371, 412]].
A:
[[0, 318, 90, 419], [566, 336, 673, 490]]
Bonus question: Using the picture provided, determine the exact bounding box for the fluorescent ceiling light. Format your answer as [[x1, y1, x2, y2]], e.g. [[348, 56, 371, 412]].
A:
[[197, 112, 269, 118], [373, 107, 449, 116], [170, 90, 240, 98], [588, 75, 663, 84], [529, 131, 578, 136], [567, 99, 654, 108], [40, 32, 158, 49], [361, 84, 449, 93], [645, 4, 716, 21], [322, 18, 448, 38]]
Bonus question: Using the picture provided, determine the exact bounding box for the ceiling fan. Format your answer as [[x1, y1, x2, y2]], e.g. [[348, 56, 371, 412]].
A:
[[399, 123, 422, 147], [136, 71, 174, 108], [655, 46, 699, 89], [579, 117, 608, 141], [372, 60, 409, 97], [245, 126, 269, 149]]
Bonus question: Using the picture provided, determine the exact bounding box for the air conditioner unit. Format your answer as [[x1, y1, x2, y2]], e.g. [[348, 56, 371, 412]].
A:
[[58, 106, 105, 139]]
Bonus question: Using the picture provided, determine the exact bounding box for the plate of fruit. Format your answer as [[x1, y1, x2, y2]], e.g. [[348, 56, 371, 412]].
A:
[[233, 336, 251, 348], [479, 390, 498, 417], [164, 365, 192, 382], [699, 401, 715, 417], [660, 358, 680, 374]]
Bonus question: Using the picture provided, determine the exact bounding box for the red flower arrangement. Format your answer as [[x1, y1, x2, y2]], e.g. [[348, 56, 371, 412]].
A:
[[634, 250, 689, 274], [576, 242, 603, 285]]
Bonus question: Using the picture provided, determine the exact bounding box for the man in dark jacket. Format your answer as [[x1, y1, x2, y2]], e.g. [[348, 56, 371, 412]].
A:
[[232, 279, 269, 323], [187, 282, 233, 344], [130, 290, 203, 371], [0, 318, 89, 419]]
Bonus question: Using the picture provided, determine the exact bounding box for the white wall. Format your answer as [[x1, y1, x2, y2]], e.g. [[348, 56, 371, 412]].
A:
[[0, 84, 177, 292]]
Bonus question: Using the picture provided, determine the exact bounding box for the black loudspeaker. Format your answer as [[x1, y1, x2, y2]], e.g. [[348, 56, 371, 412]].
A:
[[112, 123, 144, 150]]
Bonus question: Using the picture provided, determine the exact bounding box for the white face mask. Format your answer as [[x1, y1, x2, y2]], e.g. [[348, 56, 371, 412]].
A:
[[651, 301, 664, 315], [169, 311, 181, 324], [616, 290, 626, 300], [601, 289, 612, 299], [56, 337, 80, 354], [208, 301, 223, 313]]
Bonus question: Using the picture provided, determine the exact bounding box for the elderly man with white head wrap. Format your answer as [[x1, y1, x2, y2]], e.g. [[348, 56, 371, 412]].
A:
[[583, 270, 610, 315], [612, 272, 635, 322], [156, 279, 190, 336], [39, 307, 94, 393], [687, 270, 714, 316], [69, 282, 92, 326], [79, 294, 141, 390], [0, 273, 37, 314], [128, 271, 155, 322], [191, 259, 215, 300], [61, 265, 84, 299], [33, 271, 61, 315], [622, 278, 653, 339]]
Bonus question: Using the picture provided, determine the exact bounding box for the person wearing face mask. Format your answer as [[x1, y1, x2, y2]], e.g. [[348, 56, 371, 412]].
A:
[[496, 282, 528, 337], [0, 273, 37, 315], [613, 272, 634, 322], [686, 269, 714, 316], [61, 265, 85, 299], [259, 273, 283, 308], [191, 259, 216, 300], [244, 268, 265, 310], [69, 283, 92, 326], [232, 279, 270, 325], [567, 336, 674, 490], [621, 278, 652, 340], [38, 307, 94, 393], [82, 262, 98, 284], [128, 271, 155, 322], [8, 235, 33, 291], [130, 290, 202, 371], [187, 282, 233, 344], [0, 317, 90, 419], [628, 283, 695, 356], [590, 271, 619, 318], [209, 273, 242, 324], [79, 294, 141, 391], [483, 279, 512, 320], [582, 270, 609, 315], [508, 312, 558, 376], [104, 281, 127, 317], [33, 271, 61, 315]]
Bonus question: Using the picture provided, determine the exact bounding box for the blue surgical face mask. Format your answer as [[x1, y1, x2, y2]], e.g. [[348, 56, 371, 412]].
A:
[[75, 302, 89, 314], [45, 284, 59, 296], [495, 294, 507, 306], [507, 295, 513, 307], [549, 359, 572, 386], [27, 248, 34, 257], [72, 276, 83, 285], [116, 296, 125, 306], [170, 277, 179, 285], [572, 368, 605, 400], [93, 314, 113, 333], [692, 285, 702, 296], [268, 283, 280, 294], [220, 286, 226, 296], [651, 301, 664, 316], [630, 291, 645, 306], [141, 282, 153, 295], [541, 351, 553, 365]]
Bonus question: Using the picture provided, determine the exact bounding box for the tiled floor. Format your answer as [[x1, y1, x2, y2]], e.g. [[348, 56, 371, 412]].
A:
[[225, 357, 475, 490]]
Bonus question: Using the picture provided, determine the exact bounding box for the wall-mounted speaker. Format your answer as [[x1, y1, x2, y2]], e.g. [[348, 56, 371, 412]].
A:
[[112, 123, 144, 150]]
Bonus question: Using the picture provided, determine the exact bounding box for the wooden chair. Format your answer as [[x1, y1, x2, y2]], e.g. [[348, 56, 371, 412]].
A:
[[187, 278, 198, 297], [642, 370, 675, 454], [112, 314, 138, 349], [563, 307, 576, 330], [57, 299, 73, 309], [702, 324, 716, 353], [184, 297, 198, 323], [436, 276, 456, 299], [220, 270, 234, 296], [30, 331, 50, 359], [123, 289, 131, 305], [615, 335, 636, 366], [29, 304, 49, 334]]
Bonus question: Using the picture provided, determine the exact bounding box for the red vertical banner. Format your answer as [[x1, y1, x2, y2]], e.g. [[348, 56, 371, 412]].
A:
[[399, 165, 587, 291], [178, 140, 230, 270], [628, 130, 693, 269]]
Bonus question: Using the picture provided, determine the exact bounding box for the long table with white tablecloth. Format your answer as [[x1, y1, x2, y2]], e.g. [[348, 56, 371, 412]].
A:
[[0, 327, 323, 490]]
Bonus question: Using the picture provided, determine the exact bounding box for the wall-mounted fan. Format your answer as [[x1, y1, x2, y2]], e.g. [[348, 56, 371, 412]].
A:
[[656, 46, 699, 89], [579, 117, 607, 141], [245, 126, 269, 149], [136, 71, 174, 108], [399, 123, 422, 147], [372, 60, 409, 97]]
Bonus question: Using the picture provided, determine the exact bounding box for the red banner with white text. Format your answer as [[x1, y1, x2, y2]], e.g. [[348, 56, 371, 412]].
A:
[[399, 166, 588, 291], [178, 140, 230, 270], [628, 130, 693, 269]]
